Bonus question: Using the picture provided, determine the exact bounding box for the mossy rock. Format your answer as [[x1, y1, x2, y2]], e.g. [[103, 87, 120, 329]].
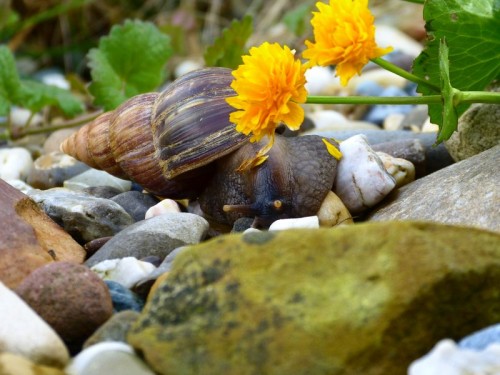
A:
[[128, 221, 500, 375]]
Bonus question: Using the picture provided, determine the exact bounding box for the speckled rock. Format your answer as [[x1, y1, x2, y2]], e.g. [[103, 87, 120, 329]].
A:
[[368, 145, 500, 232], [83, 310, 140, 349], [85, 213, 209, 267], [128, 221, 500, 375], [27, 151, 89, 189], [16, 261, 113, 346], [0, 353, 66, 375], [27, 188, 134, 243], [111, 191, 159, 222], [0, 282, 69, 367], [445, 98, 500, 161]]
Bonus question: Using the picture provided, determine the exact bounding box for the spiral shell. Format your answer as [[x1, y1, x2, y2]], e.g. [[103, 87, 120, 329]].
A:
[[62, 67, 248, 198]]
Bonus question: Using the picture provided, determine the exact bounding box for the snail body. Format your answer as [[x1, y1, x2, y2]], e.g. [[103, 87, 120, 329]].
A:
[[62, 68, 339, 227]]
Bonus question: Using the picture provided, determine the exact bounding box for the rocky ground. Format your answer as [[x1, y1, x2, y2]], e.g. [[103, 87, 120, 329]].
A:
[[1, 11, 500, 375]]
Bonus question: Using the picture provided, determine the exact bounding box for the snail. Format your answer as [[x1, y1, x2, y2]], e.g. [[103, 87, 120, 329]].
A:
[[62, 67, 340, 228]]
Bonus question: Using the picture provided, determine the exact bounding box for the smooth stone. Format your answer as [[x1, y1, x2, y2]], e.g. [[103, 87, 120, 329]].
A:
[[27, 188, 134, 243], [64, 168, 132, 192], [91, 257, 156, 289], [399, 105, 429, 131], [9, 107, 43, 127], [43, 128, 78, 154], [316, 190, 353, 227], [368, 145, 500, 232], [27, 151, 89, 189], [66, 342, 155, 375], [128, 222, 500, 375], [346, 69, 408, 92], [334, 135, 396, 214], [375, 24, 424, 57], [85, 213, 209, 267], [83, 310, 141, 349], [111, 191, 159, 222], [304, 66, 336, 95], [421, 118, 440, 133], [104, 280, 145, 312], [16, 262, 113, 347], [307, 109, 349, 130], [231, 217, 255, 233], [144, 199, 181, 220], [445, 100, 500, 161], [0, 179, 85, 289], [355, 80, 385, 96], [82, 185, 123, 199], [0, 282, 69, 367], [306, 130, 454, 175], [376, 152, 415, 188], [0, 147, 33, 181], [382, 113, 406, 131], [408, 339, 500, 375], [0, 353, 66, 375], [363, 86, 414, 125], [5, 178, 34, 194], [459, 324, 500, 351], [371, 139, 426, 177], [84, 236, 113, 258], [269, 216, 319, 231], [34, 69, 70, 89]]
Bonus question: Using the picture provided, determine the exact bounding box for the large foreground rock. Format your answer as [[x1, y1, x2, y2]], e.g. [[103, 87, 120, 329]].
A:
[[128, 221, 500, 375], [368, 145, 500, 232]]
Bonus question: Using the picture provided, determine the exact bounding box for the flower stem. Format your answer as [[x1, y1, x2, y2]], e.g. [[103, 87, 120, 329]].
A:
[[459, 91, 500, 104], [370, 57, 440, 93], [306, 95, 442, 105]]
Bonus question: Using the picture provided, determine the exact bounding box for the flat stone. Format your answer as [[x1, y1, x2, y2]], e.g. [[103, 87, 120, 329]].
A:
[[85, 213, 208, 267], [128, 221, 500, 375], [64, 168, 132, 192], [27, 188, 134, 243], [368, 145, 500, 232], [0, 179, 85, 289], [0, 282, 69, 367]]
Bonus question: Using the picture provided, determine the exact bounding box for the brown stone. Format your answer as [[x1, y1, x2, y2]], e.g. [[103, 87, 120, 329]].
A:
[[0, 179, 85, 288]]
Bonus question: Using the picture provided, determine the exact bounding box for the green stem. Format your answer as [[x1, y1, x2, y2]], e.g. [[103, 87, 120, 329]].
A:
[[459, 91, 500, 104], [306, 95, 442, 105], [370, 57, 441, 93]]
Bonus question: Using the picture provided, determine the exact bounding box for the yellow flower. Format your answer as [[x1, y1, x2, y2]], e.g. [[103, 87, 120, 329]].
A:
[[303, 0, 393, 86], [226, 42, 307, 144]]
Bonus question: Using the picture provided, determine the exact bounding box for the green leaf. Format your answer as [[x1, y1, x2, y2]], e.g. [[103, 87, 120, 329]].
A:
[[0, 45, 22, 115], [18, 80, 84, 116], [437, 38, 459, 142], [88, 19, 173, 111], [412, 0, 500, 138], [204, 15, 253, 69], [283, 4, 311, 36], [0, 45, 83, 117]]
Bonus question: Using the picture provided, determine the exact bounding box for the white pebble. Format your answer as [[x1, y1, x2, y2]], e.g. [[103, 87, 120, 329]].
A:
[[9, 107, 43, 127], [377, 152, 415, 188], [307, 110, 349, 130], [269, 216, 320, 231], [375, 24, 423, 57], [175, 60, 203, 78], [305, 66, 337, 95], [316, 191, 353, 227], [0, 147, 33, 181], [408, 339, 500, 375], [91, 257, 156, 288], [145, 199, 181, 219], [334, 135, 396, 214]]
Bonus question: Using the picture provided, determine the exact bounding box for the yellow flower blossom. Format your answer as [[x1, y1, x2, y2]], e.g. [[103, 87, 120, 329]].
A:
[[226, 42, 307, 144], [303, 0, 393, 86]]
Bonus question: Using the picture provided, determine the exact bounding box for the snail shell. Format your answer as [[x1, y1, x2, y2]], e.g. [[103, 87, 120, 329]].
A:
[[62, 67, 247, 198]]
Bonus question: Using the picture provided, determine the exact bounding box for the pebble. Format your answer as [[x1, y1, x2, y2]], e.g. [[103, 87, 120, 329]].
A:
[[333, 134, 396, 214], [0, 353, 66, 375], [347, 68, 408, 92], [85, 213, 209, 267], [0, 147, 33, 181], [66, 342, 155, 375], [15, 262, 113, 347], [231, 217, 255, 233], [0, 281, 69, 367], [459, 323, 500, 351], [82, 185, 123, 199], [5, 178, 34, 194], [408, 339, 500, 375], [445, 100, 500, 161], [91, 257, 157, 289], [304, 66, 336, 95], [371, 139, 426, 177], [27, 188, 134, 243], [363, 86, 415, 125], [399, 105, 429, 131], [64, 168, 132, 192], [383, 113, 406, 131], [105, 280, 145, 312], [43, 128, 78, 154], [377, 151, 415, 188], [269, 216, 320, 231], [144, 198, 181, 219], [316, 190, 353, 227], [83, 310, 141, 349], [111, 190, 159, 222], [307, 109, 349, 130], [375, 24, 424, 57], [27, 151, 89, 189]]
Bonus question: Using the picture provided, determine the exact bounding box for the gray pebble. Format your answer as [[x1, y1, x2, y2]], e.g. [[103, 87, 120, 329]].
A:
[[111, 191, 159, 222]]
